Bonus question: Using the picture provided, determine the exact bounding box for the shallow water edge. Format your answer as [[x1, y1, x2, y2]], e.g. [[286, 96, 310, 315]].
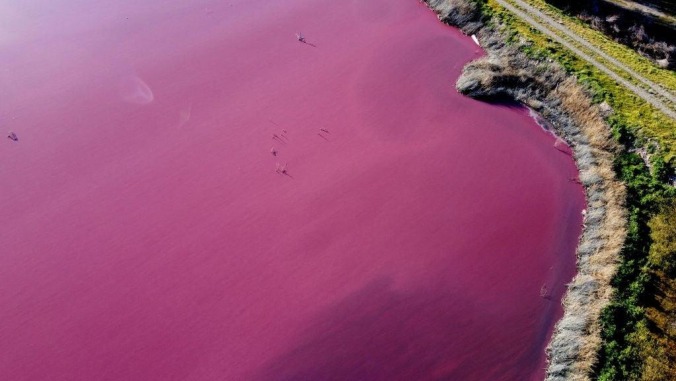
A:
[[422, 0, 627, 380]]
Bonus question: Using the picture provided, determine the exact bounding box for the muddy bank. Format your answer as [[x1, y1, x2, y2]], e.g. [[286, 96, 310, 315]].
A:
[[424, 1, 627, 380]]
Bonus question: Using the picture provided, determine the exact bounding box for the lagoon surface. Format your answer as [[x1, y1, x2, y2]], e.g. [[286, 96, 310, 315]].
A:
[[0, 0, 585, 380]]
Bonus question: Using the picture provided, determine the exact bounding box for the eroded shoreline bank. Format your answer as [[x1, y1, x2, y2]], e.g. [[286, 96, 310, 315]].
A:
[[423, 1, 628, 380]]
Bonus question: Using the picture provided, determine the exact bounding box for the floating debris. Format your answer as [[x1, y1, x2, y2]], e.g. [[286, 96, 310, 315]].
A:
[[276, 162, 288, 175], [295, 32, 316, 47]]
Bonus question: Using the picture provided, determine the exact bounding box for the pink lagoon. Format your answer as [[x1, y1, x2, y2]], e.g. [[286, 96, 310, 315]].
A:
[[0, 0, 584, 380]]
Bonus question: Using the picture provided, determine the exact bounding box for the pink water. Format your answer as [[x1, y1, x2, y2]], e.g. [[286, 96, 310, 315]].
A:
[[0, 0, 585, 380]]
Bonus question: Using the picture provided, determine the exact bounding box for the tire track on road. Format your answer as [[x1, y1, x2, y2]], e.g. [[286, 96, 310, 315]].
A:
[[495, 0, 676, 120]]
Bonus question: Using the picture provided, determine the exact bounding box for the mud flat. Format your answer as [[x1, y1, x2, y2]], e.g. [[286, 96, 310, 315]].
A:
[[0, 0, 585, 379]]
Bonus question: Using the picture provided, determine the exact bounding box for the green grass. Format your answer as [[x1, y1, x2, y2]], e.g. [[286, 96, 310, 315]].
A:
[[595, 149, 675, 380]]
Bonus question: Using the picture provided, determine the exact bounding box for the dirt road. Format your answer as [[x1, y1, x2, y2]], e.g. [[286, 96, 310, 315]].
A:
[[495, 0, 676, 120]]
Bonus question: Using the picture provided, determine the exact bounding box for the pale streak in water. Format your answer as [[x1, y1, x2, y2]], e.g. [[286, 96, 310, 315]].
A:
[[119, 75, 154, 105]]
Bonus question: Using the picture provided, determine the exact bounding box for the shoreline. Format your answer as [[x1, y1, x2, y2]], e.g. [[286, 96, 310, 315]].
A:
[[422, 1, 627, 380]]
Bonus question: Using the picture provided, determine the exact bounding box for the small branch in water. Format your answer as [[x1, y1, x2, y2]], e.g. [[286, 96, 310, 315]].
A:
[[272, 133, 285, 144], [275, 161, 293, 178], [296, 32, 317, 47]]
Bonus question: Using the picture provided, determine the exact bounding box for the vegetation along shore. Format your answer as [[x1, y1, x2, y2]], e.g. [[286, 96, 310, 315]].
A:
[[424, 0, 676, 380]]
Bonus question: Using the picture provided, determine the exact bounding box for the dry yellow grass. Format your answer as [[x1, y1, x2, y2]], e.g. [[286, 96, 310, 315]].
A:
[[549, 78, 627, 381], [639, 205, 676, 380]]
